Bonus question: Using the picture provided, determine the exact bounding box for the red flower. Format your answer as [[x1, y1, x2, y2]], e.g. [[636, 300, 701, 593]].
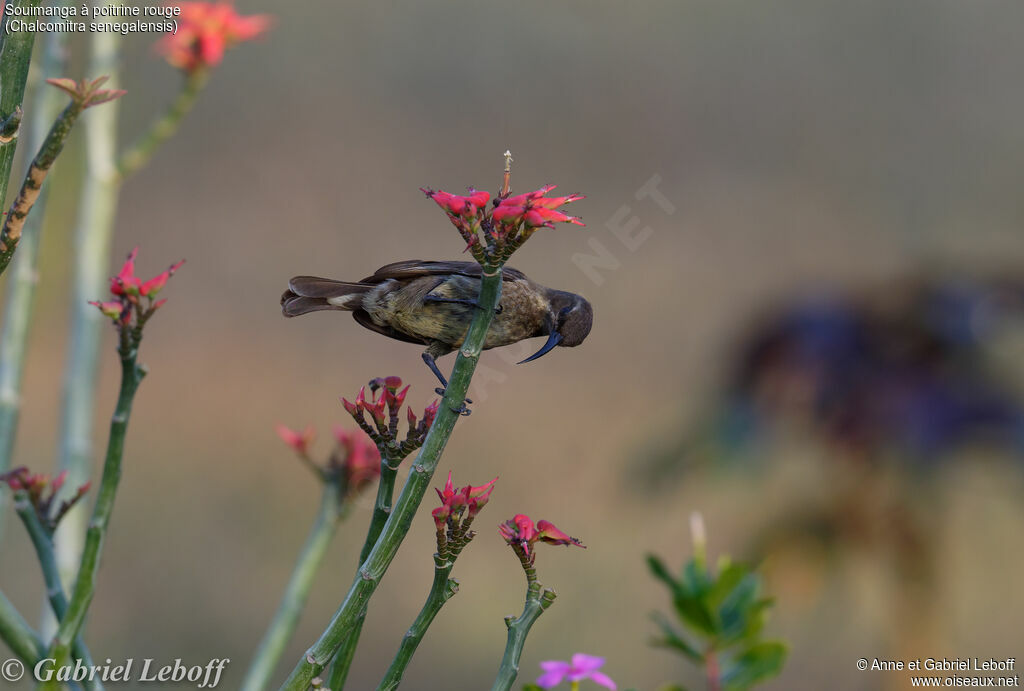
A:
[[421, 188, 491, 217], [110, 247, 141, 296], [87, 300, 129, 324], [535, 519, 585, 547], [139, 259, 186, 297], [276, 424, 315, 456], [157, 2, 272, 74], [524, 207, 584, 228], [93, 248, 184, 328], [434, 471, 496, 517], [422, 400, 440, 428], [333, 427, 381, 493], [1, 467, 91, 530], [433, 472, 498, 548], [499, 514, 585, 551]]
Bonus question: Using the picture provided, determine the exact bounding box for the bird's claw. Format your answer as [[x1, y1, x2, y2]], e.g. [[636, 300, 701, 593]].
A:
[[435, 386, 472, 406]]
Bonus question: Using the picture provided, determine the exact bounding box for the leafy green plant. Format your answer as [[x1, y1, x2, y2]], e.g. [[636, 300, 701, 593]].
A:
[[647, 515, 787, 691]]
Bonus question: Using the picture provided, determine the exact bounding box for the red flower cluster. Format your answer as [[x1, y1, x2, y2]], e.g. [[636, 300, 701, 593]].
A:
[[332, 427, 381, 494], [276, 424, 315, 457], [90, 248, 184, 329], [432, 471, 497, 559], [421, 183, 584, 264], [1, 467, 91, 532], [47, 76, 126, 110], [157, 1, 271, 74], [499, 514, 585, 555], [431, 471, 497, 530], [275, 424, 381, 497], [341, 376, 438, 452]]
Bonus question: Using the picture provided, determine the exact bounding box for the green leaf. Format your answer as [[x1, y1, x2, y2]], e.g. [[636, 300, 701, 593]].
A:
[[648, 554, 680, 592], [721, 641, 789, 690], [681, 558, 712, 597], [520, 685, 543, 691], [672, 592, 717, 637], [650, 612, 703, 662], [717, 572, 761, 642]]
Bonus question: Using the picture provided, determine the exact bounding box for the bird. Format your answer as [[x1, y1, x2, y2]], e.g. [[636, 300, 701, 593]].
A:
[[280, 260, 593, 393]]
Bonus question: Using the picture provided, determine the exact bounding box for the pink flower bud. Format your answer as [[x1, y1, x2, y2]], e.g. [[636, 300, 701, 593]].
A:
[[276, 424, 314, 456], [88, 300, 127, 323], [525, 207, 584, 228], [422, 400, 439, 428], [533, 193, 586, 209], [366, 393, 387, 427], [110, 248, 141, 296], [535, 519, 585, 548], [139, 259, 185, 297], [432, 504, 451, 531], [492, 204, 527, 225]]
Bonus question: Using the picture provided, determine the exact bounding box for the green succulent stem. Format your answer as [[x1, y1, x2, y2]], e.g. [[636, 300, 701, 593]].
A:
[[377, 554, 458, 691], [324, 451, 402, 689], [491, 581, 557, 691], [116, 69, 209, 179], [12, 494, 101, 690], [54, 21, 121, 606], [0, 0, 38, 548], [0, 588, 44, 664], [0, 95, 85, 275], [42, 335, 146, 689], [0, 0, 41, 211], [241, 477, 347, 691], [280, 264, 503, 690], [0, 21, 68, 545]]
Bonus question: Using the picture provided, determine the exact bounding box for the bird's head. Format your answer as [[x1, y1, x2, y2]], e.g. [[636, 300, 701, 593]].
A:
[[519, 290, 593, 363]]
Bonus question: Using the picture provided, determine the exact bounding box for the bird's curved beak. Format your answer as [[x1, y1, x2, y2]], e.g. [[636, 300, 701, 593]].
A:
[[518, 329, 563, 364]]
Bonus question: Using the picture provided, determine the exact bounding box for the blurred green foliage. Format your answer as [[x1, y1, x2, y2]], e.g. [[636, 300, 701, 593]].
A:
[[647, 533, 787, 691]]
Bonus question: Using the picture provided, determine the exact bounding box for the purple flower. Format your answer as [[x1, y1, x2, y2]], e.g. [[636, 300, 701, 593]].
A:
[[537, 654, 616, 690]]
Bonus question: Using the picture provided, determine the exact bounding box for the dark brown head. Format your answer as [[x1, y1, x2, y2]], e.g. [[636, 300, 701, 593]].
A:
[[519, 289, 593, 363], [548, 290, 593, 347]]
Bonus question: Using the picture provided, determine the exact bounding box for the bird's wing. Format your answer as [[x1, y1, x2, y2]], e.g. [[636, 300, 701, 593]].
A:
[[361, 260, 527, 283], [351, 309, 430, 346]]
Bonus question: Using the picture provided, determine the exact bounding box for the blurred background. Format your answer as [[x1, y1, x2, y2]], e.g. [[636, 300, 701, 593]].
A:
[[3, 0, 1024, 689]]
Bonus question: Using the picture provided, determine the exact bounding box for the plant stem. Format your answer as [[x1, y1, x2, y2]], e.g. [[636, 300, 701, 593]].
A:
[[0, 0, 41, 210], [0, 21, 68, 546], [12, 494, 101, 690], [0, 93, 86, 275], [53, 22, 121, 603], [705, 649, 721, 691], [0, 588, 44, 664], [377, 555, 458, 690], [324, 454, 401, 688], [325, 613, 364, 690], [280, 266, 504, 690], [116, 69, 209, 180], [491, 582, 557, 691], [43, 342, 146, 688], [241, 479, 346, 691], [359, 457, 400, 565]]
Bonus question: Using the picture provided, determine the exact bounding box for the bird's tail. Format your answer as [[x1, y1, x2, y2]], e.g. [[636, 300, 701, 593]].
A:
[[281, 276, 373, 317]]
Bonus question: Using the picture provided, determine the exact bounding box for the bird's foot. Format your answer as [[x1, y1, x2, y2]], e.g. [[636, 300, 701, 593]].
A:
[[424, 295, 502, 314], [434, 387, 472, 405]]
